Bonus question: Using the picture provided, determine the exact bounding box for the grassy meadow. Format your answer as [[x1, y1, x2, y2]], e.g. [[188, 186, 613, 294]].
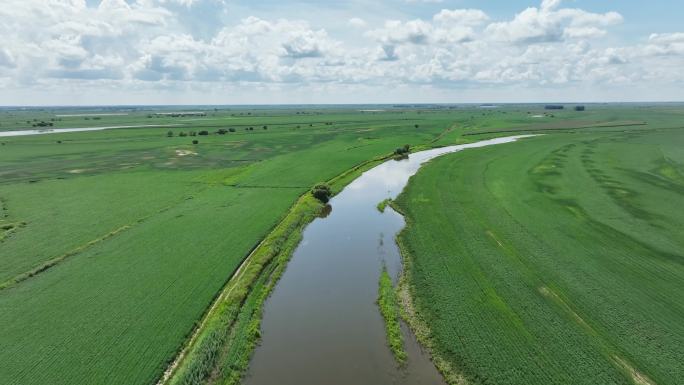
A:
[[0, 105, 458, 385], [395, 122, 684, 385], [1, 104, 683, 385]]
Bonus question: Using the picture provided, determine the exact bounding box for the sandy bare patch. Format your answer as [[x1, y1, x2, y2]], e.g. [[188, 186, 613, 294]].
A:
[[175, 149, 197, 157]]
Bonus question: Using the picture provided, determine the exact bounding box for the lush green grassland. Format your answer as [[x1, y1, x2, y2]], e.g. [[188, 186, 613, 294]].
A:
[[395, 129, 684, 385], [2, 104, 683, 385], [0, 106, 460, 385]]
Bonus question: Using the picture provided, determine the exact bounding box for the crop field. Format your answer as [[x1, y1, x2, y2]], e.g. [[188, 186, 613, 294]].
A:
[[2, 104, 683, 385], [394, 123, 684, 385], [0, 105, 470, 385]]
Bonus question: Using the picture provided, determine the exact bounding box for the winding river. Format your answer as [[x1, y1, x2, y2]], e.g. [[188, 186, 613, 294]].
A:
[[243, 135, 533, 385]]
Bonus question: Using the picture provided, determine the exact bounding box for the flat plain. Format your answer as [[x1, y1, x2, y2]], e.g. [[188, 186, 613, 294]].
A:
[[1, 104, 683, 385]]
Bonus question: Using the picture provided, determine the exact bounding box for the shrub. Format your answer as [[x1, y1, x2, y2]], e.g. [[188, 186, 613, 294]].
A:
[[179, 132, 188, 137], [217, 129, 228, 135], [198, 130, 209, 136], [229, 128, 236, 132], [394, 144, 410, 155], [167, 131, 174, 137], [189, 131, 197, 136], [192, 140, 199, 145], [311, 183, 332, 203]]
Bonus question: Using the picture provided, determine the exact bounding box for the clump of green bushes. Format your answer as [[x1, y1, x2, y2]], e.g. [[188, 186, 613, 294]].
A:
[[393, 144, 410, 160], [311, 183, 332, 203]]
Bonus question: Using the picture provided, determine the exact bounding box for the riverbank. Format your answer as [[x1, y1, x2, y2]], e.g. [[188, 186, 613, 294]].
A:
[[160, 150, 403, 385], [161, 136, 532, 385], [390, 131, 681, 385], [377, 266, 406, 364]]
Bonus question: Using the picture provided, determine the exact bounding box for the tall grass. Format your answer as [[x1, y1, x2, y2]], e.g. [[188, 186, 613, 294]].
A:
[[377, 266, 407, 364]]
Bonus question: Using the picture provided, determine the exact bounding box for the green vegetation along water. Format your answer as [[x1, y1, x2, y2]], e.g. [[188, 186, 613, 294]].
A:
[[241, 136, 529, 385], [1, 104, 683, 385], [394, 129, 684, 385], [0, 107, 457, 385]]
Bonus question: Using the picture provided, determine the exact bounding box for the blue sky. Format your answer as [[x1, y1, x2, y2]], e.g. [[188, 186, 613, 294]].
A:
[[1, 0, 683, 105]]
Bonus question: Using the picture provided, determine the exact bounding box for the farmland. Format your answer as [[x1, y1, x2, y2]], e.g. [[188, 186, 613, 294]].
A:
[[1, 104, 683, 385], [0, 105, 467, 385], [394, 125, 684, 385]]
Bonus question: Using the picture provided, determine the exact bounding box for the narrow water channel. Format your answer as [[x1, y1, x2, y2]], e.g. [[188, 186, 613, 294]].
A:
[[243, 136, 532, 385], [0, 124, 178, 137]]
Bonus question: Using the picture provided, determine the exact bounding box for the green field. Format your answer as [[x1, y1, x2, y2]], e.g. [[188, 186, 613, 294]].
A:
[[0, 106, 459, 385], [2, 104, 683, 385], [395, 128, 684, 385]]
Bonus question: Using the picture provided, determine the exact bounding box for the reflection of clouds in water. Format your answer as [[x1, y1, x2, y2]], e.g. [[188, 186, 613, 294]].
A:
[[345, 160, 416, 194]]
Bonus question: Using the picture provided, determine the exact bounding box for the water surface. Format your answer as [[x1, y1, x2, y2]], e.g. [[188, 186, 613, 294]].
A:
[[0, 124, 178, 137], [243, 135, 532, 385]]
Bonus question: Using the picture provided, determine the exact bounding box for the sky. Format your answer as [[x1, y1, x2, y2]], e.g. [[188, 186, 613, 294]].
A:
[[1, 0, 684, 105]]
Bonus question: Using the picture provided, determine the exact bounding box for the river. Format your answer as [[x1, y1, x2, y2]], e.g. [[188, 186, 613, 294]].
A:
[[242, 135, 533, 385], [0, 124, 179, 137]]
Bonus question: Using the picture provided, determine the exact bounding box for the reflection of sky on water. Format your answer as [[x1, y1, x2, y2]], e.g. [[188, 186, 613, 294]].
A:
[[345, 135, 535, 205], [244, 135, 534, 385]]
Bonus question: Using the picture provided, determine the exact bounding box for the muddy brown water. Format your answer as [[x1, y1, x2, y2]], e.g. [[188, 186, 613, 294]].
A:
[[242, 136, 532, 385]]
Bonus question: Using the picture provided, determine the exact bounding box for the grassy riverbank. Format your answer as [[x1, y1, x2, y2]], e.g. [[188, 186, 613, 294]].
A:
[[394, 129, 684, 385], [377, 267, 407, 364], [166, 194, 322, 385]]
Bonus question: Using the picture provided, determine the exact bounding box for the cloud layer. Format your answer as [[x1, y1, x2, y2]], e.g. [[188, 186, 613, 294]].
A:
[[1, 0, 683, 104]]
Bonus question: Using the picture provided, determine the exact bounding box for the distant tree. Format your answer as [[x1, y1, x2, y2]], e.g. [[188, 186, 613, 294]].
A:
[[198, 130, 209, 136], [311, 183, 332, 203], [167, 131, 174, 137], [179, 132, 188, 137], [56, 140, 62, 144], [228, 128, 236, 132], [263, 125, 268, 130], [249, 127, 254, 131], [217, 128, 228, 135], [414, 124, 419, 128], [192, 140, 199, 145]]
